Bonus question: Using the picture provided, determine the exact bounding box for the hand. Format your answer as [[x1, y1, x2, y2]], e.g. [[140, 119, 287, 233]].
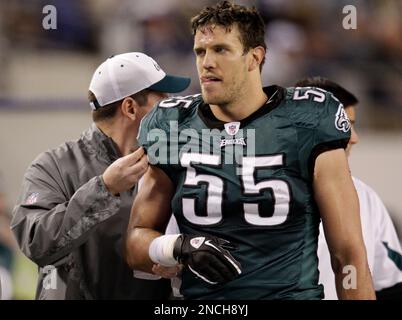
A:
[[173, 234, 241, 285], [102, 147, 148, 195], [152, 264, 183, 279]]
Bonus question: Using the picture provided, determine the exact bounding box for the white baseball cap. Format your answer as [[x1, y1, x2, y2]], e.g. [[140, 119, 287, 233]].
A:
[[88, 52, 191, 109]]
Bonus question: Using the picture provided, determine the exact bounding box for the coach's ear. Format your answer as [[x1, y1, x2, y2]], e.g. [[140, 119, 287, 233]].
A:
[[121, 97, 138, 121], [248, 46, 265, 72]]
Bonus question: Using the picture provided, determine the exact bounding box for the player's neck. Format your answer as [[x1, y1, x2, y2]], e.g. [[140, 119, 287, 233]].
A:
[[209, 86, 268, 122]]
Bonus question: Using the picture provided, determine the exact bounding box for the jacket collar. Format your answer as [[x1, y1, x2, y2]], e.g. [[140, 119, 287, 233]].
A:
[[82, 123, 121, 163]]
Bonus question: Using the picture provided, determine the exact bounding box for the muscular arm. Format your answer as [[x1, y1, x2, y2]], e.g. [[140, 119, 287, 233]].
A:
[[314, 148, 375, 299], [125, 165, 174, 273]]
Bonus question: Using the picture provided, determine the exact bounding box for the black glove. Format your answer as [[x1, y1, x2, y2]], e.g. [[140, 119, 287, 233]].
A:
[[173, 234, 242, 285]]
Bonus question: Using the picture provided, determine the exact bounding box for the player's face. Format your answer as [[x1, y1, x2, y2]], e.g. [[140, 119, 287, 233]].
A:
[[194, 24, 251, 106], [345, 105, 359, 156]]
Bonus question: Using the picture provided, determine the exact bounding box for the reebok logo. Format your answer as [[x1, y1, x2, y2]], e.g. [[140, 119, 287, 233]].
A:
[[205, 240, 220, 252]]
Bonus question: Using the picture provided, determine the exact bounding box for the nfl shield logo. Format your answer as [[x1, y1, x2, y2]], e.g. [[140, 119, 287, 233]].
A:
[[26, 192, 39, 205], [224, 122, 240, 136]]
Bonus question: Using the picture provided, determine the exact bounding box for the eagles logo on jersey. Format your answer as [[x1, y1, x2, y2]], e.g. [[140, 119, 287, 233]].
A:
[[138, 85, 350, 299], [335, 104, 351, 133]]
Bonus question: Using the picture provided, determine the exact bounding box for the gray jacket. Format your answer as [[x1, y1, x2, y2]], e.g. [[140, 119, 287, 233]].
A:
[[11, 124, 171, 299]]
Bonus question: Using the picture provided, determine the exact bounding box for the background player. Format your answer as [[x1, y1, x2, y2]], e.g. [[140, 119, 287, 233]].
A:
[[296, 76, 402, 300]]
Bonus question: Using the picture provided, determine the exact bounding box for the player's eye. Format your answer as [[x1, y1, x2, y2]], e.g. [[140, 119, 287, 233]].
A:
[[194, 48, 205, 57], [215, 46, 226, 53]]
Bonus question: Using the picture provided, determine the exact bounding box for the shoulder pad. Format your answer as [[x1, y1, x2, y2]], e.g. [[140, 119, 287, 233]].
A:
[[287, 86, 332, 104], [138, 94, 202, 144], [286, 86, 336, 129], [157, 94, 202, 110], [150, 94, 202, 129]]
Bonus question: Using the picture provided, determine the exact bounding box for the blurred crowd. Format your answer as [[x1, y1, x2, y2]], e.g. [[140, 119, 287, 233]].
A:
[[0, 0, 401, 130]]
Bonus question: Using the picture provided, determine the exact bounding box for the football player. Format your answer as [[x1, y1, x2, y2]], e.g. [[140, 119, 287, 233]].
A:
[[125, 1, 375, 299]]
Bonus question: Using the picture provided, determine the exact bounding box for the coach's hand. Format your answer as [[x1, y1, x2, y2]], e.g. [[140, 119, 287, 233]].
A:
[[173, 234, 242, 285], [103, 147, 148, 196]]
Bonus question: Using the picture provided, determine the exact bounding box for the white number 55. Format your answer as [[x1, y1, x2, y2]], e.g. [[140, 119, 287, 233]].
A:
[[180, 153, 290, 227]]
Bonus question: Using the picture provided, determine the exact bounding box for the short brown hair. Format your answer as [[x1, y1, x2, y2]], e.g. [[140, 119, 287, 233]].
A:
[[89, 90, 150, 123], [191, 1, 267, 68]]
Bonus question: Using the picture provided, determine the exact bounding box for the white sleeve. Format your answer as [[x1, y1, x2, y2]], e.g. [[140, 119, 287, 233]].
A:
[[317, 223, 338, 300], [365, 185, 402, 291], [321, 177, 402, 298]]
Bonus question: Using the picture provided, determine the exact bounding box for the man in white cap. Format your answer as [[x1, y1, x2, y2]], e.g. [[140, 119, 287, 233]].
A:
[[11, 52, 190, 299]]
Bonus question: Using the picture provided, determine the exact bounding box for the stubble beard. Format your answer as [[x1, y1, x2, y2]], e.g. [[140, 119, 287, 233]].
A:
[[202, 79, 245, 109]]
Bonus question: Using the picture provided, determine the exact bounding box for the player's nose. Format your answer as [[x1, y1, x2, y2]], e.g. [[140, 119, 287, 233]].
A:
[[202, 50, 216, 69]]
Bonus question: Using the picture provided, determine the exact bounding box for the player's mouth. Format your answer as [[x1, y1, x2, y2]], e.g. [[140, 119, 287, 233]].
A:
[[200, 75, 222, 85]]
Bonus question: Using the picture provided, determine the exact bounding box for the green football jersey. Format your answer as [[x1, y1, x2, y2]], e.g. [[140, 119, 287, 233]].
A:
[[138, 85, 351, 299]]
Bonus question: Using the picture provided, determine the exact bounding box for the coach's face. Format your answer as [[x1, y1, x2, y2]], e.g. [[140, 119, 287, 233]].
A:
[[194, 24, 251, 107]]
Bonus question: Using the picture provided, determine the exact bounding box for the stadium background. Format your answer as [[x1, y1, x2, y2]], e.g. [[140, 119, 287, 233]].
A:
[[0, 0, 400, 299]]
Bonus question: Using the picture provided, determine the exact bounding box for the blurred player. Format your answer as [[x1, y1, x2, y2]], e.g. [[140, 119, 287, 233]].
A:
[[11, 52, 190, 299], [126, 1, 375, 299], [296, 76, 402, 300]]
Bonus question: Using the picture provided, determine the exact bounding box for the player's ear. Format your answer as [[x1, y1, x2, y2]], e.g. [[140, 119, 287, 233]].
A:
[[121, 97, 138, 121], [248, 46, 265, 72]]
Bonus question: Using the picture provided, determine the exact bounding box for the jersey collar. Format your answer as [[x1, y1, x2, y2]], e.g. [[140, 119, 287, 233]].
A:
[[198, 85, 286, 130]]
